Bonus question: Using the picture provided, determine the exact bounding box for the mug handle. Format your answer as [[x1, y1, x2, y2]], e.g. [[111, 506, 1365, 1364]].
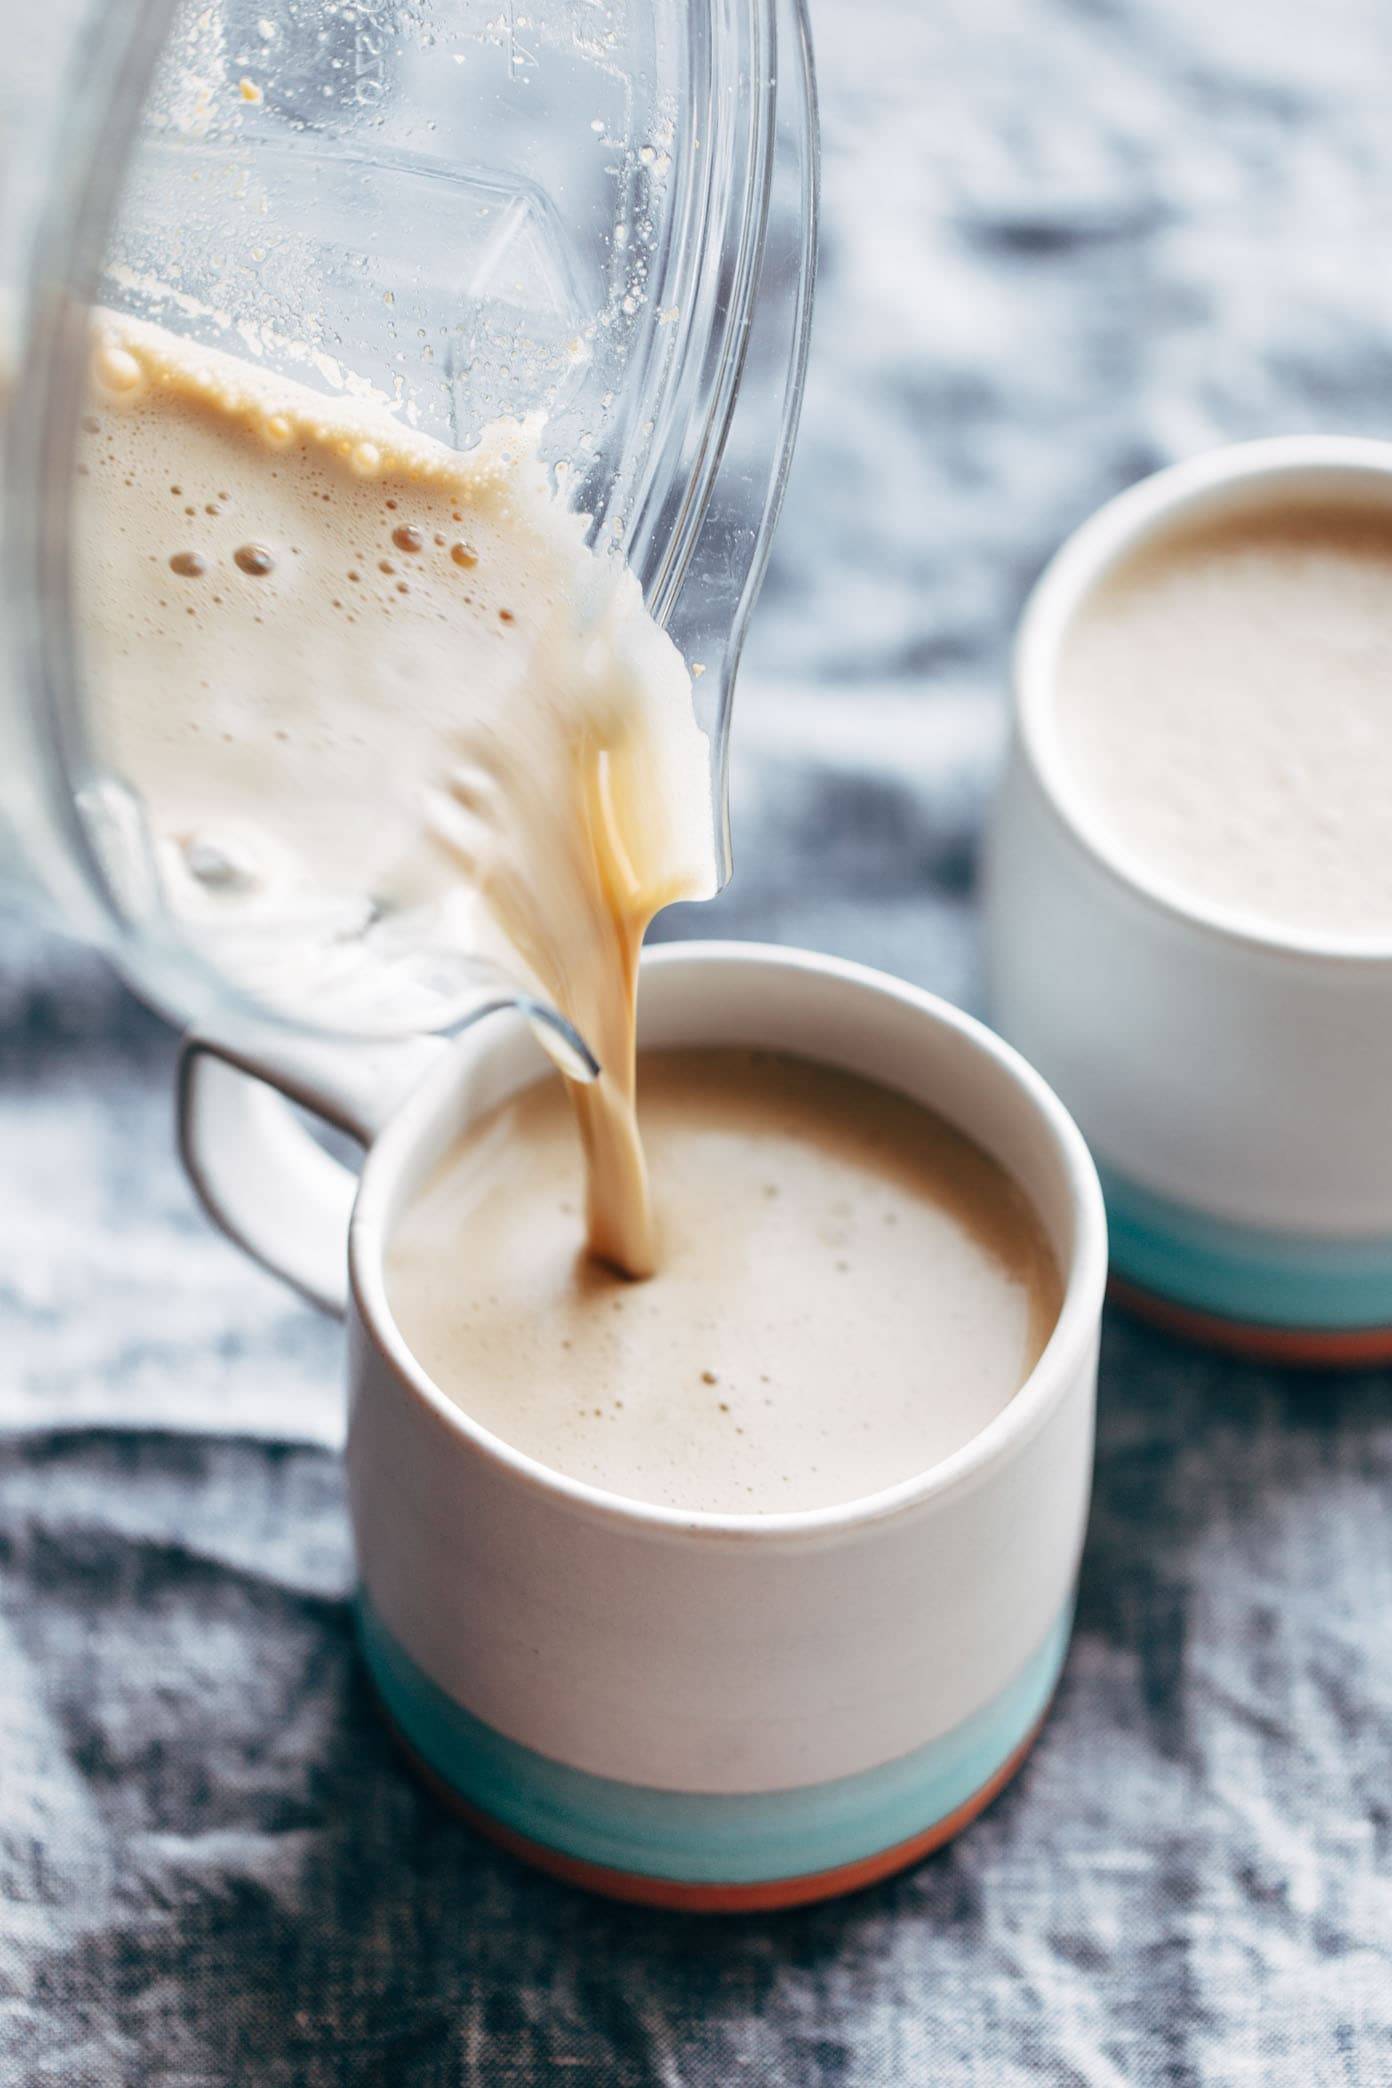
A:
[[177, 1025, 447, 1315]]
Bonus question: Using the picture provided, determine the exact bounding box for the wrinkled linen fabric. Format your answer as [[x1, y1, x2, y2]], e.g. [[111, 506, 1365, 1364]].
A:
[[4, 0, 1392, 2078]]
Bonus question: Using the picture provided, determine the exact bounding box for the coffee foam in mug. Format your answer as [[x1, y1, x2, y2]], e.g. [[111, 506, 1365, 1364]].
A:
[[387, 1048, 1064, 1514], [1055, 492, 1392, 940]]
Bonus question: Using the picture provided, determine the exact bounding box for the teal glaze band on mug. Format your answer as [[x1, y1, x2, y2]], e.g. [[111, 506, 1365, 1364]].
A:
[[357, 1594, 1073, 1889], [1102, 1167, 1392, 1331]]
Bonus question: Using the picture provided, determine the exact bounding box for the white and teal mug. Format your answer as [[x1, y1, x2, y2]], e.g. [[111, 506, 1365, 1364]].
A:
[[987, 438, 1392, 1365], [178, 943, 1105, 1910]]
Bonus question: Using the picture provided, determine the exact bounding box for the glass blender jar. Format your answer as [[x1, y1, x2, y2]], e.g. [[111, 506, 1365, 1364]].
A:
[[0, 0, 817, 1043]]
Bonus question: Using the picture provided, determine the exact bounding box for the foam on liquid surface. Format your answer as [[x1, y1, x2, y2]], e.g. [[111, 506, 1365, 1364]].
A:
[[386, 1049, 1062, 1515], [1056, 495, 1392, 939]]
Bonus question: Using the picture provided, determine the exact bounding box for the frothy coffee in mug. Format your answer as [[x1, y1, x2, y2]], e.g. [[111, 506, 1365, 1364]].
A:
[[387, 1048, 1061, 1513], [1055, 493, 1392, 938]]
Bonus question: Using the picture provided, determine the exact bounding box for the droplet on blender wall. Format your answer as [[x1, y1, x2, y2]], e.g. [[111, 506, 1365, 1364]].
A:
[[234, 544, 275, 576], [183, 838, 257, 893], [169, 551, 206, 578], [391, 524, 424, 554]]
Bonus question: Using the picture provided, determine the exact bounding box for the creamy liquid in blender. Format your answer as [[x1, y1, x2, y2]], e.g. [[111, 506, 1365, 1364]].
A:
[[77, 313, 716, 1274]]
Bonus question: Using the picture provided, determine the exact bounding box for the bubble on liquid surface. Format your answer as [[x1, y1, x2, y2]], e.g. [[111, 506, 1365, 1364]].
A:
[[93, 343, 142, 394], [182, 837, 259, 893]]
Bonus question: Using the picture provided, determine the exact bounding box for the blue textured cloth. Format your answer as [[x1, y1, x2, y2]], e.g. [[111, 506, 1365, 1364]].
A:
[[5, 0, 1392, 2078]]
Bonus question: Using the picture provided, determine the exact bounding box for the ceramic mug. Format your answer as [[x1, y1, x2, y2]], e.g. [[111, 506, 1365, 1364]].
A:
[[178, 941, 1106, 1911], [986, 437, 1392, 1365]]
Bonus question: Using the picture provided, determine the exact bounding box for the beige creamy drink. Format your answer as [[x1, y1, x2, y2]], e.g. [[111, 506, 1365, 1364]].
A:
[[77, 314, 716, 1275], [1055, 496, 1392, 939], [386, 1048, 1062, 1514]]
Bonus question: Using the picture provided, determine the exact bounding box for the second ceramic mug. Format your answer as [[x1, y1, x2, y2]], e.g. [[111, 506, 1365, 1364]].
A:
[[178, 942, 1106, 1910], [986, 437, 1392, 1365]]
